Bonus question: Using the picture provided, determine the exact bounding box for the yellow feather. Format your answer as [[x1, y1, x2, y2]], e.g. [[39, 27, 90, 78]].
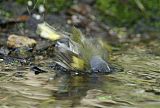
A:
[[37, 22, 61, 41], [71, 56, 85, 70]]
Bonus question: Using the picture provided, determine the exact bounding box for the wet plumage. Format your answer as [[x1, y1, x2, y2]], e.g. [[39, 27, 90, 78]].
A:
[[37, 22, 112, 74]]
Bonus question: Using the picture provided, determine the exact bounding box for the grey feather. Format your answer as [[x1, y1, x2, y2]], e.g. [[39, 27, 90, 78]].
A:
[[90, 56, 111, 73]]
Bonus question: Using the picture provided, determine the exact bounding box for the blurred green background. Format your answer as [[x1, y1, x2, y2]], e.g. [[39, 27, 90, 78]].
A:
[[15, 0, 160, 29]]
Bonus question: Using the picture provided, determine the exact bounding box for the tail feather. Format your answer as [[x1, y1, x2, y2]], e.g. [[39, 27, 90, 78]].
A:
[[37, 22, 65, 41]]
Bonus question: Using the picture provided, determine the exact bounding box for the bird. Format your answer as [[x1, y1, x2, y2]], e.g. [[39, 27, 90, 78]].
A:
[[37, 22, 112, 74]]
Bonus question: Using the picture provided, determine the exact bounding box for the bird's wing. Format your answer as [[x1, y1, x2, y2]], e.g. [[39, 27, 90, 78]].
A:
[[37, 22, 66, 41]]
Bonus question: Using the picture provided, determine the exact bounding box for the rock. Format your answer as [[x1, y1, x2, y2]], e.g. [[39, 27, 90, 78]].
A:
[[68, 4, 91, 15], [9, 46, 34, 59], [0, 47, 10, 56], [7, 34, 37, 48]]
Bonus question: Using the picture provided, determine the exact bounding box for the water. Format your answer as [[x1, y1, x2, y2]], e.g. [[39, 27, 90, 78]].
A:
[[0, 41, 160, 108]]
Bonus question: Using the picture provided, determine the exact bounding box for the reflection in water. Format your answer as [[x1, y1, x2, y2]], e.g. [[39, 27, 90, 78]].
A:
[[52, 73, 104, 107]]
